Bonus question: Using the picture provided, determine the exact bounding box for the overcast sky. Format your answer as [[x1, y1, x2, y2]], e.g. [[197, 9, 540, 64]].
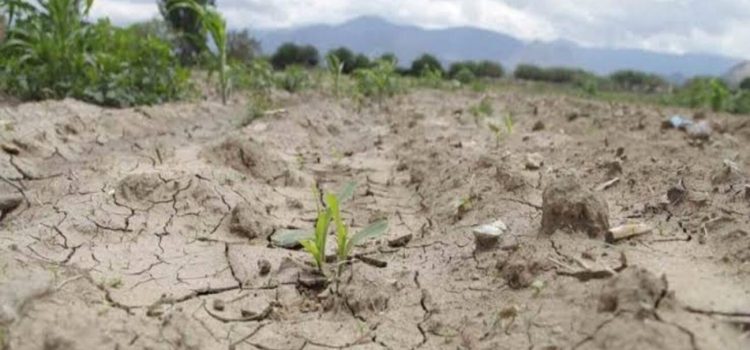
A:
[[91, 0, 750, 59]]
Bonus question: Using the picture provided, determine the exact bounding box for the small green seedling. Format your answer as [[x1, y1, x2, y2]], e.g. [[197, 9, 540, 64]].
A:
[[296, 182, 387, 274], [470, 97, 493, 123]]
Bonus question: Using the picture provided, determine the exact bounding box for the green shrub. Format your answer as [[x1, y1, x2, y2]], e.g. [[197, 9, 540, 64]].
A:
[[353, 59, 401, 103], [0, 0, 189, 107], [514, 64, 591, 84], [475, 60, 504, 78], [454, 67, 476, 85], [270, 42, 319, 70], [410, 53, 443, 76], [740, 77, 750, 91], [609, 70, 667, 92], [730, 91, 750, 114], [278, 65, 308, 93]]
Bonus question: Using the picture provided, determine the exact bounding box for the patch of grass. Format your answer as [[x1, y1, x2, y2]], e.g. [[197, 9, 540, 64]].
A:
[[470, 97, 493, 122]]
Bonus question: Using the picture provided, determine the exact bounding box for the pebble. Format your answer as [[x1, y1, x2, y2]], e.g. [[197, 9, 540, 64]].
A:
[[213, 299, 225, 311], [525, 153, 544, 170], [472, 219, 508, 250], [257, 259, 272, 276]]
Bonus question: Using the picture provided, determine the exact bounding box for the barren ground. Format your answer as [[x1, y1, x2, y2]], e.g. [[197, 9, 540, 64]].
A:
[[0, 89, 749, 349]]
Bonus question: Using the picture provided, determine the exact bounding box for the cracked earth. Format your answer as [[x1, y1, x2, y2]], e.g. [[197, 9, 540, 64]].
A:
[[0, 89, 749, 349]]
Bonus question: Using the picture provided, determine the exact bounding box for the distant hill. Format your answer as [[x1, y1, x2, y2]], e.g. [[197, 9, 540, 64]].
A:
[[254, 16, 741, 79], [723, 61, 750, 87]]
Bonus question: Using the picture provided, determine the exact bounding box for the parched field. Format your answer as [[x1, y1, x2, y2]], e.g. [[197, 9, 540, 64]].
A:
[[0, 89, 749, 349]]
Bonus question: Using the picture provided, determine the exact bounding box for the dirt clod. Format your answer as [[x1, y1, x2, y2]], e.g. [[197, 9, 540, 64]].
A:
[[230, 202, 272, 239], [525, 153, 544, 170], [598, 266, 668, 318], [541, 175, 610, 237], [257, 259, 272, 276], [387, 233, 412, 248], [213, 299, 225, 311], [0, 194, 22, 213]]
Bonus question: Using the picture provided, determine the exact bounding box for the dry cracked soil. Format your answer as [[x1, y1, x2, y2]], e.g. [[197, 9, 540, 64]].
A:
[[0, 89, 749, 350]]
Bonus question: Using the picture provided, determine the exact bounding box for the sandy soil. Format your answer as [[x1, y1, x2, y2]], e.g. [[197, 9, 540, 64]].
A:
[[0, 89, 749, 350]]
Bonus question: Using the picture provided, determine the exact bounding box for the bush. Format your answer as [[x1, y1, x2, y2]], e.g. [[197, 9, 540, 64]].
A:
[[730, 91, 750, 114], [609, 70, 667, 92], [450, 60, 504, 81], [379, 52, 398, 66], [410, 54, 443, 76], [514, 64, 594, 85], [270, 42, 319, 70], [740, 77, 750, 91], [277, 65, 308, 93], [475, 60, 504, 78], [0, 0, 189, 107], [454, 67, 476, 85], [353, 59, 401, 103]]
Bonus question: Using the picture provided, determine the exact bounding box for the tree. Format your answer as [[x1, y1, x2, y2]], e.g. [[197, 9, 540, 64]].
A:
[[227, 29, 260, 64], [327, 47, 355, 73], [475, 60, 504, 78], [610, 70, 667, 92], [271, 43, 319, 70], [740, 77, 750, 91], [159, 0, 215, 65], [379, 52, 398, 66], [352, 53, 371, 71], [410, 54, 443, 76]]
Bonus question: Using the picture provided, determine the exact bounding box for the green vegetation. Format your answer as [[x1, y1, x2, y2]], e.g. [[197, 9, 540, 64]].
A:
[[353, 59, 402, 104], [449, 60, 504, 81], [326, 52, 344, 97], [514, 64, 595, 85], [410, 53, 444, 76], [300, 183, 388, 274], [470, 97, 494, 121], [741, 77, 750, 91], [158, 0, 214, 65], [609, 70, 667, 92], [0, 0, 189, 106], [270, 42, 319, 70], [278, 65, 309, 93], [166, 0, 229, 104]]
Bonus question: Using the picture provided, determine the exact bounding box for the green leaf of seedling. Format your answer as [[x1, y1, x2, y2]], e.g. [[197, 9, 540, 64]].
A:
[[325, 193, 349, 260], [271, 228, 313, 248], [345, 220, 388, 256], [314, 205, 331, 266], [337, 181, 357, 203], [300, 240, 322, 268]]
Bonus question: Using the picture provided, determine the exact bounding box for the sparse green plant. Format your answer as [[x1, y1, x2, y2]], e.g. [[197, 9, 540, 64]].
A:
[[710, 78, 729, 112], [419, 66, 444, 88], [326, 53, 344, 97], [353, 59, 401, 105], [278, 65, 308, 93], [469, 97, 493, 122], [296, 183, 388, 279], [241, 93, 272, 126]]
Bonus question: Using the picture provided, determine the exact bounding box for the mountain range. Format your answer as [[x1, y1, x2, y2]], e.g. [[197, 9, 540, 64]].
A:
[[254, 16, 745, 80]]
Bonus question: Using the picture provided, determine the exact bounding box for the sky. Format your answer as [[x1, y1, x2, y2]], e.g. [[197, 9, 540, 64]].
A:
[[91, 0, 750, 59]]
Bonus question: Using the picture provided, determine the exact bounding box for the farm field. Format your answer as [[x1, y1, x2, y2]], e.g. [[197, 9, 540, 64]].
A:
[[0, 88, 749, 349]]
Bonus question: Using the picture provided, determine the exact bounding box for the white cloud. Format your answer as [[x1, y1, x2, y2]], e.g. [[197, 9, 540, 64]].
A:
[[90, 0, 750, 59]]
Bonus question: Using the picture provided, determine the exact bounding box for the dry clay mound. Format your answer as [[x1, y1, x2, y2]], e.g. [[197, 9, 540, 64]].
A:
[[0, 91, 749, 350]]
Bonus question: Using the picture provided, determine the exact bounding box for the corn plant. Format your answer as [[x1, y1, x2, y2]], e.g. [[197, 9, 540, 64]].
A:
[[278, 65, 308, 93], [166, 0, 229, 104], [326, 53, 344, 97], [286, 183, 388, 277], [353, 59, 401, 105]]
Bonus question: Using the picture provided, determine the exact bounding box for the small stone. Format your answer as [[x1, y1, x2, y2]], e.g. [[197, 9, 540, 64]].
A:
[[686, 120, 712, 140], [532, 121, 545, 131], [240, 309, 258, 317], [387, 233, 412, 248], [525, 153, 544, 170], [0, 194, 22, 212], [666, 179, 687, 204], [541, 175, 610, 238], [257, 259, 272, 276], [146, 305, 164, 317], [472, 220, 508, 250], [213, 299, 225, 311]]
